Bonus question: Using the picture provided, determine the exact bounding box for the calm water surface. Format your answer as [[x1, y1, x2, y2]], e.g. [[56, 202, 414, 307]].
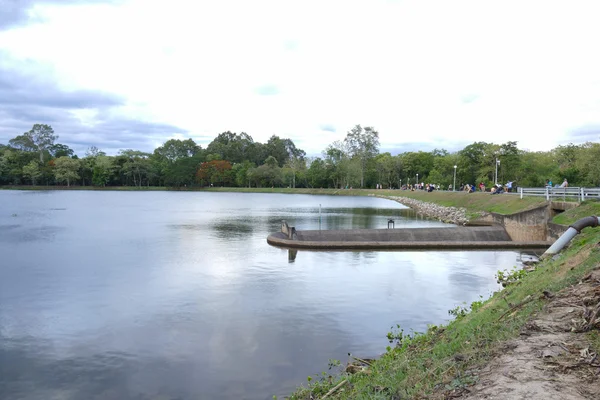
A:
[[0, 191, 530, 400]]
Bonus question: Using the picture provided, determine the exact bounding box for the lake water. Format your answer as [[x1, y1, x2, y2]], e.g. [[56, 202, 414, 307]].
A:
[[0, 191, 529, 400]]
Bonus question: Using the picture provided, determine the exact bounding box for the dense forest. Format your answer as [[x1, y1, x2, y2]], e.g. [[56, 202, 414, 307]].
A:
[[1, 124, 599, 189]]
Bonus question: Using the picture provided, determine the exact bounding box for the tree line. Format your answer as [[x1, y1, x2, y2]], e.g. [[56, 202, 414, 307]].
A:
[[1, 123, 599, 189]]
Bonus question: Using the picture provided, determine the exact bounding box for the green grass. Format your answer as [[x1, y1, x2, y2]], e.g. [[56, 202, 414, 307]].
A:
[[287, 226, 600, 399], [375, 189, 548, 215], [588, 331, 600, 355], [552, 199, 600, 225], [2, 186, 548, 217]]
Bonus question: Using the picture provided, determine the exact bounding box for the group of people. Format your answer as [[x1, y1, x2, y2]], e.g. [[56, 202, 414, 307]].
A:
[[393, 183, 443, 192], [376, 178, 570, 193], [546, 179, 569, 188], [457, 181, 515, 194]]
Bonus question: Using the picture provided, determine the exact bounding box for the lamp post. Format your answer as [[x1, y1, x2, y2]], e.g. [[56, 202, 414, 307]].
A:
[[416, 173, 419, 189], [399, 179, 402, 189], [495, 158, 501, 185], [453, 165, 457, 191]]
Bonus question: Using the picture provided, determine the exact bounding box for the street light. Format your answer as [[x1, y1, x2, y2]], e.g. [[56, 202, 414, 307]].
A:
[[399, 179, 402, 189], [495, 158, 501, 185], [416, 173, 419, 189], [453, 165, 457, 191]]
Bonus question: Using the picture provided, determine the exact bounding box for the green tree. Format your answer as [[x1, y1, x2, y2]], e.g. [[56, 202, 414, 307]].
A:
[[457, 142, 499, 185], [576, 142, 600, 186], [324, 140, 351, 188], [49, 143, 74, 158], [206, 132, 255, 164], [22, 160, 42, 185], [119, 150, 152, 187], [498, 141, 521, 184], [264, 136, 305, 167], [374, 153, 397, 188], [92, 155, 114, 186], [53, 156, 80, 186], [344, 125, 380, 188], [553, 143, 581, 185], [9, 124, 58, 163], [154, 138, 200, 162], [307, 158, 329, 188], [233, 160, 255, 187], [284, 154, 306, 188], [85, 146, 106, 158]]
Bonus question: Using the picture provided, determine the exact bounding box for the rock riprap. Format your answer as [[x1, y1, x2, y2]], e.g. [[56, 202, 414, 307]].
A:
[[378, 195, 479, 225]]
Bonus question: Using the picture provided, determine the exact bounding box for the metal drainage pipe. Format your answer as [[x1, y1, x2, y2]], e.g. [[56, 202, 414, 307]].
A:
[[542, 216, 599, 259]]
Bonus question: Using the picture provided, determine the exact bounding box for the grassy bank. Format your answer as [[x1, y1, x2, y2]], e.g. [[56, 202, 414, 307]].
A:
[[552, 199, 600, 225], [2, 186, 547, 216], [287, 205, 600, 399]]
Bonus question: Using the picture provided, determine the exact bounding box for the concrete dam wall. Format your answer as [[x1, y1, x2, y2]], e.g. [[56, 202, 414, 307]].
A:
[[267, 200, 575, 250], [296, 226, 511, 242], [268, 223, 551, 250]]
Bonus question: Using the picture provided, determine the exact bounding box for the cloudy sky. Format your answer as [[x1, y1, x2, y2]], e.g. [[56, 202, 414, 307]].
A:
[[1, 0, 599, 156]]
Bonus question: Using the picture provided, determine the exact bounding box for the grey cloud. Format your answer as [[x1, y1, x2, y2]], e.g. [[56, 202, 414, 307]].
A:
[[0, 73, 123, 109], [255, 84, 280, 96], [566, 124, 600, 143], [0, 0, 124, 30], [319, 124, 336, 132], [0, 64, 187, 155], [380, 140, 469, 155]]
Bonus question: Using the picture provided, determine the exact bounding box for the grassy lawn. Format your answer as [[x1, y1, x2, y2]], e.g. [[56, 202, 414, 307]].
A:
[[287, 212, 600, 399], [552, 200, 600, 225], [373, 189, 548, 215]]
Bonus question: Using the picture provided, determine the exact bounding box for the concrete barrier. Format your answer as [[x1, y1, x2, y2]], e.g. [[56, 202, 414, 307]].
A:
[[476, 205, 550, 241], [267, 226, 551, 250], [297, 226, 511, 242]]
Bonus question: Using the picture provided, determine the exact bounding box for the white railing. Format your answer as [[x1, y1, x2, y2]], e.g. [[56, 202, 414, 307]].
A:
[[518, 187, 600, 202]]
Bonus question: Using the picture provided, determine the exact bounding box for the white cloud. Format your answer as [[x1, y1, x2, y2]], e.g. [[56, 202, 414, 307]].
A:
[[1, 0, 599, 154]]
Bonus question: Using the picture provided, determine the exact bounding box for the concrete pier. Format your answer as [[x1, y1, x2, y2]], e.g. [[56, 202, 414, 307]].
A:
[[267, 225, 552, 250]]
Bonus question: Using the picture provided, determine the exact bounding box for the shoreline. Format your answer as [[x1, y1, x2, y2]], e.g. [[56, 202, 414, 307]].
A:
[[287, 202, 600, 400], [2, 186, 549, 217]]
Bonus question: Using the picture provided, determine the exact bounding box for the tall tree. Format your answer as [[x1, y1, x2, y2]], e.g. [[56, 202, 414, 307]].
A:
[[197, 160, 233, 186], [85, 146, 106, 158], [49, 143, 74, 158], [9, 124, 58, 163], [324, 140, 351, 188], [284, 155, 306, 188], [206, 132, 256, 164], [53, 156, 80, 186], [154, 138, 200, 162], [344, 125, 379, 188], [117, 150, 152, 187], [92, 155, 114, 187]]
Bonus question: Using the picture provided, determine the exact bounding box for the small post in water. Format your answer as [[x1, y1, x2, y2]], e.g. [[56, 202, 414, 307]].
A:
[[319, 204, 322, 230]]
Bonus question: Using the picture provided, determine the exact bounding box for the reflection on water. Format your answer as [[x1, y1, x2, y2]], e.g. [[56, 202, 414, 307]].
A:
[[288, 249, 298, 263], [0, 191, 527, 400]]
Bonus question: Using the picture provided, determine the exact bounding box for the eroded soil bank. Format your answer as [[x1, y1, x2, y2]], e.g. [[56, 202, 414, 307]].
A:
[[457, 268, 600, 400]]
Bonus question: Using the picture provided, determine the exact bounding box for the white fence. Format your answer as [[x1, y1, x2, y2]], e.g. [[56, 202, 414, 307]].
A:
[[518, 187, 600, 202]]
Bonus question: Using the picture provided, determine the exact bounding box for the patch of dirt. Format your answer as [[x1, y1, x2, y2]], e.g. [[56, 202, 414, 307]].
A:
[[454, 268, 600, 400]]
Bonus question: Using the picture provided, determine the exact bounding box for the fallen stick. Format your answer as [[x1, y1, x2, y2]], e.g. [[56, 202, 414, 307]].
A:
[[320, 379, 348, 400], [497, 295, 534, 321], [350, 356, 372, 366]]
